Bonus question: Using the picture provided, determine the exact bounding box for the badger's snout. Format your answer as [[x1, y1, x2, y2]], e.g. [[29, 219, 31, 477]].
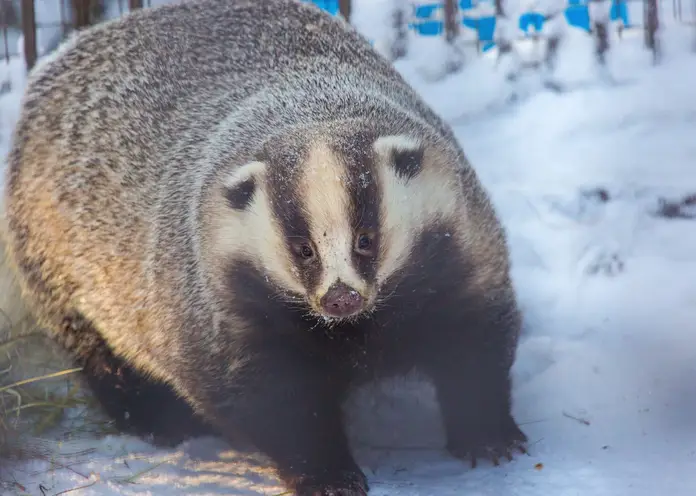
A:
[[319, 281, 365, 318]]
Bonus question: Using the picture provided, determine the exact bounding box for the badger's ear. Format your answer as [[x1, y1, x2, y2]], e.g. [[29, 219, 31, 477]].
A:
[[373, 135, 424, 181], [222, 161, 266, 211]]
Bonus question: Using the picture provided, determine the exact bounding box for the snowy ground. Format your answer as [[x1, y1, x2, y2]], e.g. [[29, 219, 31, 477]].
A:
[[3, 2, 696, 495]]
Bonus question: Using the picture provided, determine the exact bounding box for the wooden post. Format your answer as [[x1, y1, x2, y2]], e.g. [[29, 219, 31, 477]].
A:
[[1, 1, 12, 64], [494, 0, 511, 56], [338, 0, 351, 22], [615, 0, 624, 39], [390, 4, 408, 61], [444, 0, 459, 43], [72, 0, 91, 28], [20, 0, 36, 70], [593, 19, 609, 65], [1, 0, 19, 27], [494, 0, 505, 16], [129, 0, 143, 10], [644, 0, 659, 61], [443, 0, 464, 73]]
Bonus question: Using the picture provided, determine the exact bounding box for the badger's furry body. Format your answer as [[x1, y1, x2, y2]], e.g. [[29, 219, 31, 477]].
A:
[[4, 0, 527, 493]]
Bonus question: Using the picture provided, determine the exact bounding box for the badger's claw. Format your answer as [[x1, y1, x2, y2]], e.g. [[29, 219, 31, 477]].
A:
[[447, 418, 529, 469]]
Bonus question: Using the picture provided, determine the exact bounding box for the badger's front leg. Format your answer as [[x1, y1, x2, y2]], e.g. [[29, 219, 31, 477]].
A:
[[420, 298, 528, 468], [192, 343, 368, 496]]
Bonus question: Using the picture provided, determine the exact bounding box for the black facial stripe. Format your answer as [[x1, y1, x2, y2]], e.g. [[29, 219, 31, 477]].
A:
[[378, 222, 465, 309], [260, 143, 323, 293], [391, 147, 424, 181], [332, 131, 381, 284], [224, 177, 256, 210]]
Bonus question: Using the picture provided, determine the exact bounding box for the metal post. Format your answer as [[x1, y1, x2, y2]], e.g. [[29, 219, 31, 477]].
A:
[[444, 0, 459, 43], [20, 0, 37, 70], [72, 0, 91, 29], [338, 0, 351, 22]]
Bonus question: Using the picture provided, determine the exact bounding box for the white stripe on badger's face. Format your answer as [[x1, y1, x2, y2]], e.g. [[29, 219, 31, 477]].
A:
[[373, 135, 422, 155], [300, 143, 369, 305], [373, 135, 460, 285], [207, 160, 307, 295]]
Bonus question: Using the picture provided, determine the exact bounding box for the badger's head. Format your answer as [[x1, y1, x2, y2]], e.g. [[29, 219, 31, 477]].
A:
[[204, 125, 469, 324]]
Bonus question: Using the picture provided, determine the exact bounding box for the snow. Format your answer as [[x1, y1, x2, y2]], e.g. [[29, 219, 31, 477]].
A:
[[4, 1, 696, 495]]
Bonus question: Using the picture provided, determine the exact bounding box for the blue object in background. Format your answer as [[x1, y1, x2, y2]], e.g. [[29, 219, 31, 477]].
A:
[[564, 0, 631, 32], [461, 16, 478, 31], [519, 12, 545, 33], [476, 16, 497, 51], [414, 3, 441, 18], [459, 0, 495, 50], [565, 4, 592, 31], [414, 21, 445, 35], [412, 3, 444, 35], [610, 0, 630, 26], [302, 0, 340, 16], [303, 0, 631, 52]]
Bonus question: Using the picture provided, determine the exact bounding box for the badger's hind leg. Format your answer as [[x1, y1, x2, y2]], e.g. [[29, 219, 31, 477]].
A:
[[55, 310, 216, 447]]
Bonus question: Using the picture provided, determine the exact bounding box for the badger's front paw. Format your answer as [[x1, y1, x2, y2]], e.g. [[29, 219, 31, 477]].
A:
[[290, 468, 369, 496], [447, 414, 528, 469]]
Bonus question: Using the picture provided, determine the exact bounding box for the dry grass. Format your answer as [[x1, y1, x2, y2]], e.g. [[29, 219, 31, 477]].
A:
[[0, 233, 114, 482]]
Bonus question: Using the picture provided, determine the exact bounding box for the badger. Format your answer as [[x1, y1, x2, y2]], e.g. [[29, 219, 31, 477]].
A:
[[3, 0, 527, 493]]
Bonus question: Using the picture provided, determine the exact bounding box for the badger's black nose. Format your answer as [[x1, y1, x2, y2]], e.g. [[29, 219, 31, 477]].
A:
[[320, 282, 364, 318]]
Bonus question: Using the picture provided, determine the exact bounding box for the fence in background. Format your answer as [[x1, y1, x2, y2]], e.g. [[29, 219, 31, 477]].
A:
[[1, 0, 159, 69], [1, 0, 694, 71], [412, 0, 643, 52], [0, 0, 351, 70]]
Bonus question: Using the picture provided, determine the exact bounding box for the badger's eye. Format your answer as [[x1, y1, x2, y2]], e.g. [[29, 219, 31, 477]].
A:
[[292, 242, 316, 261], [355, 232, 374, 255], [300, 244, 314, 259]]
